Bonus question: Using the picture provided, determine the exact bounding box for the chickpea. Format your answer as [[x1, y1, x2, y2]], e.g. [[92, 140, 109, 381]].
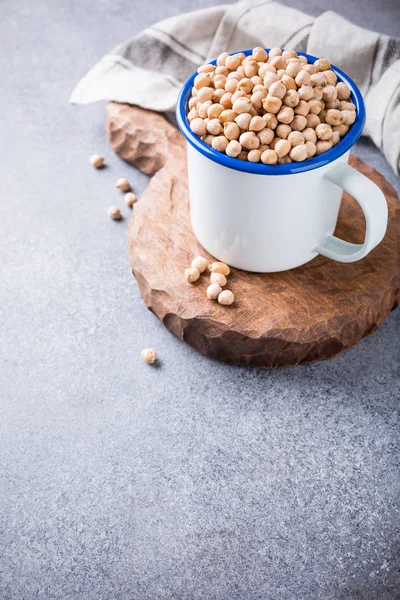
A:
[[268, 81, 287, 99], [212, 89, 225, 103], [258, 144, 270, 152], [283, 89, 299, 108], [251, 90, 267, 109], [206, 118, 223, 136], [298, 56, 308, 66], [302, 64, 317, 75], [316, 123, 333, 141], [341, 110, 356, 125], [202, 134, 215, 146], [286, 61, 302, 78], [295, 70, 311, 87], [306, 113, 320, 129], [90, 154, 104, 168], [224, 121, 240, 140], [197, 101, 212, 118], [294, 100, 310, 116], [188, 97, 198, 110], [225, 78, 239, 94], [219, 109, 237, 123], [107, 205, 122, 220], [207, 283, 222, 300], [194, 73, 212, 89], [332, 131, 341, 146], [275, 138, 291, 157], [257, 127, 275, 145], [262, 95, 282, 114], [191, 256, 208, 273], [277, 106, 294, 124], [302, 127, 317, 143], [232, 97, 252, 114], [264, 114, 278, 130], [207, 104, 224, 119], [231, 90, 246, 103], [244, 59, 259, 78], [319, 109, 327, 122], [313, 86, 324, 100], [263, 72, 279, 89], [124, 192, 137, 207], [325, 109, 342, 126], [226, 140, 242, 158], [276, 123, 292, 139], [141, 348, 157, 364], [237, 151, 248, 161], [322, 85, 337, 103], [209, 261, 230, 276], [220, 92, 233, 109], [215, 65, 229, 77], [217, 52, 229, 66], [310, 73, 327, 87], [212, 136, 229, 152], [198, 63, 215, 73], [339, 101, 356, 111], [237, 78, 254, 93], [278, 156, 293, 164], [187, 108, 199, 122], [185, 267, 200, 283], [214, 74, 227, 89], [249, 116, 266, 132], [249, 106, 258, 117], [269, 137, 279, 150], [225, 53, 242, 71], [281, 74, 297, 90], [305, 141, 316, 158], [336, 82, 351, 100], [259, 63, 276, 77], [261, 149, 278, 164], [308, 99, 323, 115], [239, 131, 260, 150], [252, 47, 268, 62], [247, 149, 262, 163], [218, 290, 235, 305], [235, 113, 252, 130], [287, 131, 305, 146], [333, 123, 349, 137], [315, 140, 333, 154], [298, 85, 314, 101], [269, 47, 282, 59], [314, 58, 330, 72], [282, 49, 297, 59], [324, 70, 337, 86], [271, 56, 287, 70], [115, 177, 131, 191], [210, 272, 227, 286], [290, 143, 308, 162], [197, 87, 213, 103], [290, 115, 307, 131], [277, 69, 286, 79]]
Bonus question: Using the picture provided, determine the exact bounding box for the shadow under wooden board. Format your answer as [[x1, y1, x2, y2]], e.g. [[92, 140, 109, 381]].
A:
[[107, 102, 400, 369]]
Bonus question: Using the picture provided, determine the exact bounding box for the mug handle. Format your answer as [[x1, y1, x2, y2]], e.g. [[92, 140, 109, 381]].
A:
[[315, 162, 388, 263]]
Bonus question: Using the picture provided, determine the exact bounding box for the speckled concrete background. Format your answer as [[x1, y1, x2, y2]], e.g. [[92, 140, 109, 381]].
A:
[[1, 1, 399, 598]]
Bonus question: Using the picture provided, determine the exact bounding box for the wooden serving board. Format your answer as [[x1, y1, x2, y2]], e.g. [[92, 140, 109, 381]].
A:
[[107, 102, 400, 368]]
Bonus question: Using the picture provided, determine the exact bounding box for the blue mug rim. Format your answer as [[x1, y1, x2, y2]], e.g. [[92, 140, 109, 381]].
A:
[[176, 49, 365, 176]]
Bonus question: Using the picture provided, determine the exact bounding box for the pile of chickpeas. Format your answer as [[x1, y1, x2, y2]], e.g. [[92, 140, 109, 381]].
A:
[[187, 48, 356, 164]]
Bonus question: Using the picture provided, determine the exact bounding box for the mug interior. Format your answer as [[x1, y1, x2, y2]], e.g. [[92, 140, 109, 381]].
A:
[[176, 49, 366, 176]]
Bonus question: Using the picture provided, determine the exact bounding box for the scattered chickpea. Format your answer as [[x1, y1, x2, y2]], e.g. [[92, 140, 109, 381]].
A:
[[197, 87, 213, 103], [124, 192, 137, 207], [253, 47, 268, 62], [302, 127, 317, 143], [224, 121, 240, 140], [209, 261, 230, 276], [218, 290, 235, 306], [336, 82, 351, 100], [315, 140, 333, 154], [141, 348, 157, 364], [298, 85, 314, 101], [314, 58, 330, 72], [310, 73, 327, 87], [316, 123, 333, 141], [219, 109, 236, 123], [207, 103, 224, 119], [190, 118, 207, 136], [290, 115, 307, 131], [325, 109, 342, 126], [226, 140, 242, 158], [207, 118, 223, 135], [275, 138, 291, 157], [262, 95, 282, 114], [341, 109, 356, 125], [249, 116, 266, 132], [257, 128, 275, 145], [269, 81, 286, 99], [261, 149, 278, 164], [115, 178, 130, 192], [107, 206, 122, 220], [248, 149, 262, 163], [305, 141, 317, 158], [212, 136, 229, 152], [207, 283, 222, 300], [290, 143, 308, 162], [185, 267, 200, 283], [294, 100, 309, 116], [287, 131, 305, 146], [277, 106, 294, 124], [276, 124, 292, 139], [210, 272, 227, 286], [90, 154, 104, 168]]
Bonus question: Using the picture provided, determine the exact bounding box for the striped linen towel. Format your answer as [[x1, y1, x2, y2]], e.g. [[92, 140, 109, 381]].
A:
[[70, 0, 400, 174]]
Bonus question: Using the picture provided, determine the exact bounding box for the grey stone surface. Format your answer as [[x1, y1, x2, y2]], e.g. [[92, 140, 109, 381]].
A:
[[1, 1, 399, 599]]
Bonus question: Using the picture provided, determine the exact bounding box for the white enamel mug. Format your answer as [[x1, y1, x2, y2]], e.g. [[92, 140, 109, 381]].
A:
[[176, 51, 388, 273]]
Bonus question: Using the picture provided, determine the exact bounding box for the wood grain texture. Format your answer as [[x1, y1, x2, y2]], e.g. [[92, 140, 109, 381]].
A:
[[107, 102, 400, 368]]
